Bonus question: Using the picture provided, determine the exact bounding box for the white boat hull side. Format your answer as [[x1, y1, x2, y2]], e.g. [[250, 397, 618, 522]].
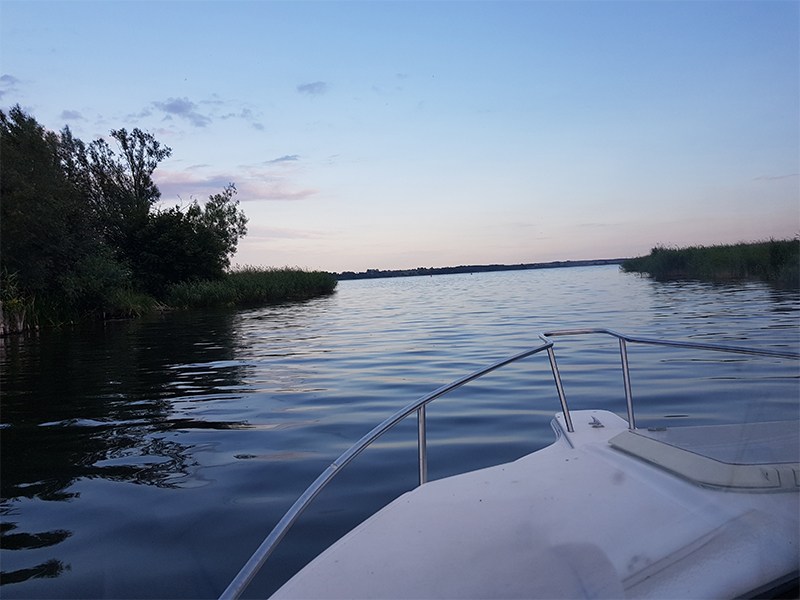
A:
[[272, 411, 800, 599]]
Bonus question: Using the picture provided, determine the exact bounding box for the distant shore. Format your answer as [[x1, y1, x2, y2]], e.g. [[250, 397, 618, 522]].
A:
[[337, 258, 627, 280]]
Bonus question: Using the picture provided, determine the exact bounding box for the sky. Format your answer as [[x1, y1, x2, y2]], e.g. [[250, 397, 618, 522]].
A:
[[1, 0, 798, 273]]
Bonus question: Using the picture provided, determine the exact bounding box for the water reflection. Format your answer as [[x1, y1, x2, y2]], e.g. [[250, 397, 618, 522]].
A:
[[0, 310, 249, 586], [0, 521, 71, 585], [0, 558, 68, 586]]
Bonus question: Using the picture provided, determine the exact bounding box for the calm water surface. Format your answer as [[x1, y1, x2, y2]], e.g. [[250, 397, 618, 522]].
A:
[[1, 266, 798, 598]]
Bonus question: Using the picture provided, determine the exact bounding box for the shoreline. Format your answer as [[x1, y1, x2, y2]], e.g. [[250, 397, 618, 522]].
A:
[[337, 258, 627, 281]]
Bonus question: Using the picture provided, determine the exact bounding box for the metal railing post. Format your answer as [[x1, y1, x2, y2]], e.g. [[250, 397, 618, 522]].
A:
[[546, 346, 574, 432], [619, 338, 636, 430], [417, 405, 428, 485]]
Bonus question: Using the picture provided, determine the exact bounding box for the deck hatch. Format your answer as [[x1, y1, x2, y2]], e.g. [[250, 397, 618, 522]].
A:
[[609, 421, 800, 492]]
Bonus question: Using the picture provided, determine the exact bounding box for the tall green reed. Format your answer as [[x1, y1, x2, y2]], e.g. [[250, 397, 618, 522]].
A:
[[166, 267, 338, 309], [621, 239, 799, 286]]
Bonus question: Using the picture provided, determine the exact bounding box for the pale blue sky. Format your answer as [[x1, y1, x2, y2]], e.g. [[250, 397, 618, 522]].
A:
[[2, 0, 798, 272]]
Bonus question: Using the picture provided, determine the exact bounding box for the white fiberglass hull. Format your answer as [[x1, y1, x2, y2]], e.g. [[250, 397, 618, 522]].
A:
[[272, 410, 799, 599]]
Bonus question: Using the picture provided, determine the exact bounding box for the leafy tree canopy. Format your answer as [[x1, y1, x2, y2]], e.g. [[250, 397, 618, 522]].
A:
[[0, 106, 249, 323]]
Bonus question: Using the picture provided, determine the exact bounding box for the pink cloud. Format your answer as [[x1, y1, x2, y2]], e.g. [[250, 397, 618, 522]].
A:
[[154, 168, 318, 203]]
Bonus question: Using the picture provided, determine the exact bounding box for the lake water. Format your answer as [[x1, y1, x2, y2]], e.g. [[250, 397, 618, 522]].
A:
[[1, 265, 798, 598]]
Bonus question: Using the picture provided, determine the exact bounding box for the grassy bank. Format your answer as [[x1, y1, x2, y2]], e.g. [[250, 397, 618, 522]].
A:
[[621, 239, 799, 286], [165, 267, 338, 309], [1, 268, 337, 334]]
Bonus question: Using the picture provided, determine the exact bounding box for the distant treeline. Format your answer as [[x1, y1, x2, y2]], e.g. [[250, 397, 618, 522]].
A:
[[338, 258, 626, 280], [621, 239, 799, 286], [0, 106, 336, 335]]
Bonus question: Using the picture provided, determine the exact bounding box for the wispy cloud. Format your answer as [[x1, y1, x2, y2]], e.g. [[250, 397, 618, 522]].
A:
[[577, 221, 620, 228], [154, 166, 318, 203], [297, 81, 328, 96], [244, 223, 327, 241], [0, 73, 20, 99], [152, 97, 211, 127], [60, 109, 84, 120], [254, 186, 318, 201], [219, 106, 265, 130], [110, 94, 268, 133], [153, 171, 232, 202], [754, 173, 798, 181], [125, 107, 153, 122], [265, 155, 300, 165]]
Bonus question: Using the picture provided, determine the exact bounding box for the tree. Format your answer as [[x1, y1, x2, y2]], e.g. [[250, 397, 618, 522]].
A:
[[61, 126, 172, 280], [1, 110, 109, 295], [1, 106, 250, 329], [196, 183, 248, 273], [0, 107, 130, 325], [112, 128, 170, 207], [135, 184, 248, 296], [59, 124, 247, 296]]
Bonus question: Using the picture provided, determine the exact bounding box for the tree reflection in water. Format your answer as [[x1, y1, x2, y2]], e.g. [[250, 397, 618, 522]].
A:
[[0, 310, 250, 586], [0, 522, 71, 585]]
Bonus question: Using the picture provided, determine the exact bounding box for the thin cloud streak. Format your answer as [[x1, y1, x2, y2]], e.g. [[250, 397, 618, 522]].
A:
[[264, 155, 301, 165], [297, 81, 328, 95], [753, 174, 798, 181], [245, 224, 328, 241]]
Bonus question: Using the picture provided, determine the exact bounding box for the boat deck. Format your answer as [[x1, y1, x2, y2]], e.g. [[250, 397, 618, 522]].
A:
[[220, 330, 800, 600], [272, 410, 800, 599]]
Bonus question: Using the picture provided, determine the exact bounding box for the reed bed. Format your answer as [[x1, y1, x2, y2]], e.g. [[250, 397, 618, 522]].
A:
[[166, 267, 337, 309], [621, 239, 799, 286]]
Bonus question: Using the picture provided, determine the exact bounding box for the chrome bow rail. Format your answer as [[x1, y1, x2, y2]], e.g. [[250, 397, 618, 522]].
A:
[[219, 328, 799, 599]]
